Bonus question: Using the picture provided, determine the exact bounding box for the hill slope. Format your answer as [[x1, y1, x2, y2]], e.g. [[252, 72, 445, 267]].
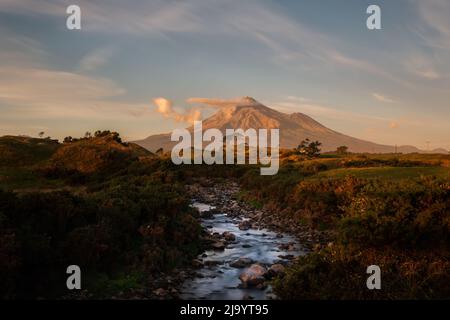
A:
[[0, 136, 60, 166], [47, 134, 152, 174]]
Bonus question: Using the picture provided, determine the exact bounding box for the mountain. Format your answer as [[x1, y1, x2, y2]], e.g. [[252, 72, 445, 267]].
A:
[[430, 148, 449, 154], [134, 97, 448, 154]]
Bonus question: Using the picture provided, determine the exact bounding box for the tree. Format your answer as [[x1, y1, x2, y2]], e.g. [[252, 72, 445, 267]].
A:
[[63, 136, 73, 143], [85, 131, 92, 138], [111, 132, 122, 143], [296, 138, 322, 158], [336, 146, 349, 155], [38, 131, 45, 138]]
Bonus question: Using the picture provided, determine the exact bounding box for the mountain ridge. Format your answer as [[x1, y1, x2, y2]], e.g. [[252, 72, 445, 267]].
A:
[[134, 97, 448, 154]]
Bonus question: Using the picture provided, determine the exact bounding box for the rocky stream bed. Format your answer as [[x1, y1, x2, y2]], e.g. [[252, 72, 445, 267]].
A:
[[145, 180, 328, 300]]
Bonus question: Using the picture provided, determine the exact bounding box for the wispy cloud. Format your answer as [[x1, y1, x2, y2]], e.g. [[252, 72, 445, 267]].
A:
[[0, 33, 150, 121], [0, 0, 206, 35], [79, 47, 116, 71], [403, 0, 450, 88], [413, 0, 450, 51], [153, 97, 202, 123], [187, 97, 253, 108], [403, 54, 441, 80], [372, 93, 396, 104], [0, 0, 400, 83], [0, 31, 49, 67], [272, 96, 392, 125], [0, 65, 153, 120]]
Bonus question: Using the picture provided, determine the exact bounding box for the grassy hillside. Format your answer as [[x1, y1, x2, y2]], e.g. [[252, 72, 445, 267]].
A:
[[312, 166, 450, 180], [44, 132, 152, 176], [0, 136, 65, 192], [0, 167, 66, 191], [0, 133, 153, 191], [0, 133, 199, 299], [237, 153, 450, 299], [0, 136, 60, 166]]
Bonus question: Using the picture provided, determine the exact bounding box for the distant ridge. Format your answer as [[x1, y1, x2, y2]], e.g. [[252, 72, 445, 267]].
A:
[[134, 97, 448, 154]]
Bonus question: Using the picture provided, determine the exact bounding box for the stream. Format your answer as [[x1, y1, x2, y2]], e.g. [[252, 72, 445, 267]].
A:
[[180, 202, 307, 300]]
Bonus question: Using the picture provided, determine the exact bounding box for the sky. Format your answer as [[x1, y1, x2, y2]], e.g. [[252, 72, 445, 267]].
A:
[[0, 0, 449, 150]]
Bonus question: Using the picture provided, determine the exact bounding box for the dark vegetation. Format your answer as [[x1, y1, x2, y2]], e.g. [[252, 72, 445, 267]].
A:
[[0, 136, 59, 166], [238, 156, 450, 299], [295, 138, 322, 158], [0, 132, 449, 299], [0, 133, 201, 299]]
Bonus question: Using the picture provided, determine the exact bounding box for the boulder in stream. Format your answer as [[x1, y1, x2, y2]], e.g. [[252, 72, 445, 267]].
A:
[[191, 259, 204, 268], [239, 264, 267, 288], [222, 231, 236, 242], [230, 257, 254, 268], [267, 263, 286, 278], [211, 240, 226, 250], [238, 220, 252, 231], [204, 260, 223, 267]]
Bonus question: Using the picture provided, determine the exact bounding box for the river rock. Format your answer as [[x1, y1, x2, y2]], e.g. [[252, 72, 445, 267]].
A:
[[153, 288, 167, 297], [239, 264, 267, 287], [204, 260, 223, 266], [201, 210, 214, 219], [238, 220, 252, 231], [278, 254, 294, 260], [255, 282, 267, 290], [267, 264, 285, 278], [191, 259, 203, 268], [222, 231, 236, 242], [211, 241, 226, 250], [279, 242, 297, 251], [230, 257, 254, 268]]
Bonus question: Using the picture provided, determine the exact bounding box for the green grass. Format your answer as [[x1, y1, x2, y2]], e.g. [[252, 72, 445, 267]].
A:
[[236, 190, 264, 209], [0, 167, 65, 191], [76, 271, 145, 298], [364, 153, 449, 161], [310, 166, 450, 180]]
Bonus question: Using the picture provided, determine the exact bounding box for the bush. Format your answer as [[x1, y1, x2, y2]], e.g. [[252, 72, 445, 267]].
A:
[[0, 174, 202, 298]]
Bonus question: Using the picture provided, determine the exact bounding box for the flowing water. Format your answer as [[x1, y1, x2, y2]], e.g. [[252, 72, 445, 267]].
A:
[[180, 202, 306, 300]]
